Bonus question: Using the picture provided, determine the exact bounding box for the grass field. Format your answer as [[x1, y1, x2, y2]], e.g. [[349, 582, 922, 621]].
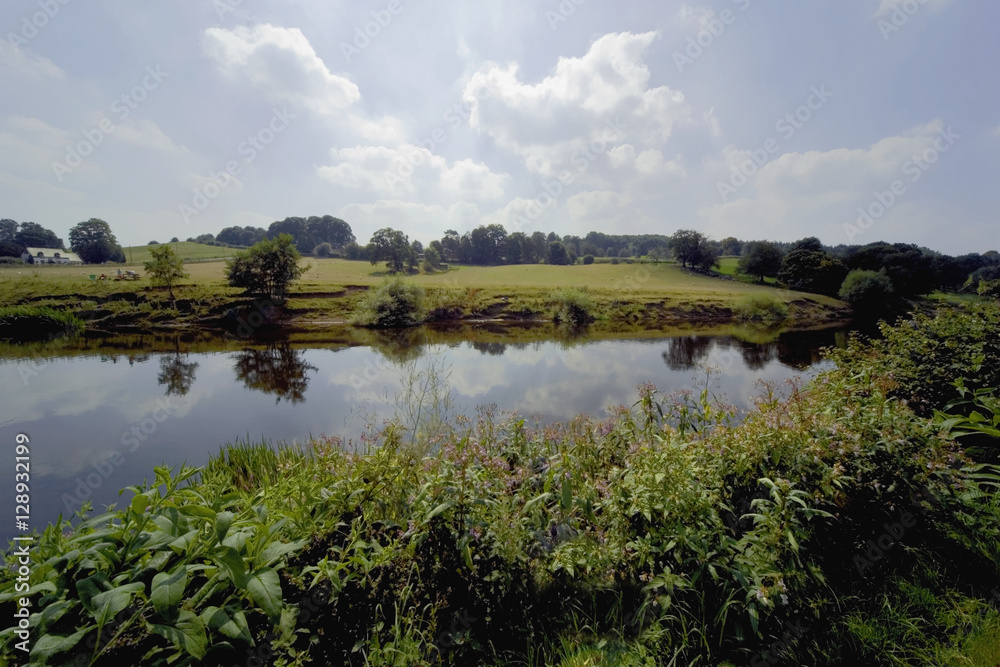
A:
[[714, 256, 779, 285], [120, 241, 240, 265]]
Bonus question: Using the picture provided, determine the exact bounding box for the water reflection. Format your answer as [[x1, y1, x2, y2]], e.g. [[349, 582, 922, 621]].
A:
[[233, 344, 317, 404], [660, 328, 849, 373], [157, 352, 199, 397]]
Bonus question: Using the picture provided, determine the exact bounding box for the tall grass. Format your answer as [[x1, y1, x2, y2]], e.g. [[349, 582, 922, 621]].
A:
[[551, 287, 595, 325], [351, 277, 427, 328], [732, 293, 789, 324]]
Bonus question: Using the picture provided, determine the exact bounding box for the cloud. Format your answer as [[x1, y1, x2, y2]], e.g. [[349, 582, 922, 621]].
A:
[[339, 200, 484, 240], [0, 42, 64, 80], [698, 121, 955, 242], [113, 119, 188, 155], [203, 24, 360, 114], [317, 144, 509, 203], [462, 32, 690, 180], [874, 0, 952, 17]]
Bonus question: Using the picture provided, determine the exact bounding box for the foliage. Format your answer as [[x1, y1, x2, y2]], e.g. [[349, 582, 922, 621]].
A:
[[422, 247, 442, 273], [143, 244, 189, 299], [352, 277, 427, 328], [264, 216, 356, 254], [70, 219, 123, 265], [732, 294, 790, 324], [778, 249, 848, 296], [548, 241, 572, 265], [0, 256, 23, 264], [551, 287, 595, 325], [978, 279, 1000, 299], [738, 242, 784, 282], [668, 229, 718, 270], [839, 269, 895, 313], [225, 234, 306, 299], [314, 242, 334, 258], [582, 254, 595, 265], [0, 305, 84, 341], [368, 228, 412, 273], [8, 220, 64, 249]]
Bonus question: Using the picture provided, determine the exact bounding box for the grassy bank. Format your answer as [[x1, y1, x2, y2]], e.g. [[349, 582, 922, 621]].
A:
[[0, 259, 850, 334], [3, 304, 999, 666]]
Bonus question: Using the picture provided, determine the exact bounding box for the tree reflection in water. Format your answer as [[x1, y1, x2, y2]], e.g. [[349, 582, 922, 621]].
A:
[[233, 343, 317, 404], [157, 354, 199, 396], [661, 335, 714, 371]]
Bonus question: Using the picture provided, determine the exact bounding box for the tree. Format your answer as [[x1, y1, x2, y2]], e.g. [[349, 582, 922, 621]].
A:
[[307, 216, 355, 248], [668, 230, 708, 268], [583, 254, 595, 265], [0, 219, 18, 243], [314, 242, 334, 258], [15, 222, 63, 249], [225, 234, 306, 299], [148, 240, 160, 245], [693, 243, 721, 272], [69, 218, 121, 264], [719, 236, 743, 256], [791, 237, 824, 253], [548, 241, 571, 265], [738, 242, 785, 282], [170, 237, 180, 243], [144, 244, 188, 299], [778, 249, 848, 296], [423, 247, 442, 273], [368, 228, 411, 273], [440, 230, 461, 263], [839, 270, 895, 313]]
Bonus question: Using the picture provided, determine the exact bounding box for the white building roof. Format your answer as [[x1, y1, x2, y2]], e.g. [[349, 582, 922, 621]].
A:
[[23, 247, 82, 262]]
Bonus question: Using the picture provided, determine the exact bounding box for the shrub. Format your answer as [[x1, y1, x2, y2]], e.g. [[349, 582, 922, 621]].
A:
[[0, 257, 23, 265], [583, 254, 595, 265], [839, 269, 895, 312], [352, 277, 427, 328], [610, 257, 620, 265], [0, 305, 84, 341], [314, 242, 334, 258], [732, 293, 789, 324], [551, 287, 594, 325], [225, 234, 306, 299]]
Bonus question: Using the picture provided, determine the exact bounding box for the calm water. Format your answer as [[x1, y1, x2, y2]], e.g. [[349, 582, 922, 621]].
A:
[[0, 326, 847, 542]]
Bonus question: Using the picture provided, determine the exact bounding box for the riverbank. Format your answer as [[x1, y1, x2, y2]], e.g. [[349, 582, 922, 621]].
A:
[[2, 303, 998, 666], [0, 260, 851, 337]]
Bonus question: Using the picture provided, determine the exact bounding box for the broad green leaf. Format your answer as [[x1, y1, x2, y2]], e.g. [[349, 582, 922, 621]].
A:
[[179, 505, 217, 522], [33, 600, 75, 636], [246, 567, 282, 621], [168, 529, 200, 555], [202, 604, 253, 644], [90, 583, 144, 627], [131, 493, 149, 516], [31, 626, 93, 666], [424, 501, 454, 523], [214, 546, 248, 589], [0, 581, 55, 603], [76, 573, 112, 614], [149, 609, 207, 660], [257, 539, 307, 568], [561, 477, 573, 511], [215, 511, 235, 543], [151, 568, 187, 622]]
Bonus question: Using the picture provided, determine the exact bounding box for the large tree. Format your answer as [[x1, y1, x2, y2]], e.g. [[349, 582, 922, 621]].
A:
[[15, 221, 63, 249], [69, 218, 121, 264], [738, 242, 785, 283], [778, 249, 848, 296], [225, 234, 306, 299], [307, 216, 355, 248], [668, 230, 709, 268], [368, 228, 412, 273]]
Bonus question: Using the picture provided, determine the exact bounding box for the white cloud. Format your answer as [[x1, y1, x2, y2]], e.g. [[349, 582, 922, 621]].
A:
[[317, 144, 509, 203], [0, 42, 64, 80], [698, 121, 956, 242], [202, 24, 360, 114], [462, 32, 690, 179], [113, 119, 188, 155], [339, 200, 484, 240], [991, 123, 1000, 139]]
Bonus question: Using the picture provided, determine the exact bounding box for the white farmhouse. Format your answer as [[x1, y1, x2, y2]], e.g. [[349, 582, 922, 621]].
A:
[[21, 247, 84, 265]]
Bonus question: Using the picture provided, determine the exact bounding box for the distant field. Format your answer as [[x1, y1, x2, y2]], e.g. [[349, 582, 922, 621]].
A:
[[0, 257, 845, 308], [120, 242, 239, 265], [715, 256, 779, 285]]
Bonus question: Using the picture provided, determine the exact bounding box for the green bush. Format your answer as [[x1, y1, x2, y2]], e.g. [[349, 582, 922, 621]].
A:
[[583, 254, 595, 265], [732, 293, 789, 324], [0, 305, 84, 341], [0, 257, 23, 265], [839, 269, 895, 312], [314, 242, 334, 258], [352, 277, 427, 328], [551, 287, 594, 325]]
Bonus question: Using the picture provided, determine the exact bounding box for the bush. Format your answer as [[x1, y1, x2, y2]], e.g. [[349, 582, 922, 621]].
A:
[[732, 293, 789, 324], [551, 287, 594, 325], [610, 257, 620, 265], [0, 305, 84, 341], [225, 234, 306, 299], [839, 269, 895, 313], [583, 254, 595, 265], [352, 277, 427, 328], [0, 257, 23, 265], [314, 242, 334, 258]]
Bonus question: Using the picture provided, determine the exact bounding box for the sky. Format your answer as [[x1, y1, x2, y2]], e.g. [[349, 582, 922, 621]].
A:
[[1, 0, 997, 254]]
